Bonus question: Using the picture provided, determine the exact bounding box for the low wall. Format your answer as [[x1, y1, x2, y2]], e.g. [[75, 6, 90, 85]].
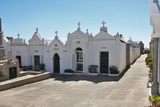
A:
[[118, 42, 126, 72], [130, 47, 140, 64], [0, 72, 51, 91]]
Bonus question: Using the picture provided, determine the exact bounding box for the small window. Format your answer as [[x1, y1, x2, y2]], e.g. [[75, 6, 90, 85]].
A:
[[55, 44, 57, 47]]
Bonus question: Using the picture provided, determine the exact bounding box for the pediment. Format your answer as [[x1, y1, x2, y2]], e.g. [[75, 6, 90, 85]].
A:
[[94, 31, 115, 40], [49, 38, 64, 48], [29, 32, 44, 45], [68, 30, 89, 40]]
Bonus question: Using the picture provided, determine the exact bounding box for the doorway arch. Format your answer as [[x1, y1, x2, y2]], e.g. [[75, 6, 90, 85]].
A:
[[53, 53, 60, 73], [75, 47, 83, 72]]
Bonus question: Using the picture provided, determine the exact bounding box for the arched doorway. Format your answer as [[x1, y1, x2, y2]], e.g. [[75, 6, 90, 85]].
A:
[[53, 53, 60, 73], [75, 47, 83, 72]]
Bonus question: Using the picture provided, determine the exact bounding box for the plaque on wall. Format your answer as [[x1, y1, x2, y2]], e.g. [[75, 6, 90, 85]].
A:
[[101, 47, 107, 49], [16, 51, 20, 53], [76, 41, 80, 44], [35, 50, 38, 53], [53, 48, 59, 50]]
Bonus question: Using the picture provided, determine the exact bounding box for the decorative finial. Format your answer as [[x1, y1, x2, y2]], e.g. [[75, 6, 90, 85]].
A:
[[55, 30, 58, 39], [77, 22, 81, 30], [86, 29, 88, 33], [55, 30, 58, 36], [116, 32, 119, 36], [17, 34, 20, 38], [36, 28, 38, 33], [102, 21, 106, 27], [90, 33, 93, 37]]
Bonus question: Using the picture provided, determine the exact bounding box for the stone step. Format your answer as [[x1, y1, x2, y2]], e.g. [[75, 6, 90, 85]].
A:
[[0, 72, 51, 91]]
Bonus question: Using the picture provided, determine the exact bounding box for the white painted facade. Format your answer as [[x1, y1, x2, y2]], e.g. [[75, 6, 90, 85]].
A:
[[3, 22, 141, 75], [150, 0, 160, 94]]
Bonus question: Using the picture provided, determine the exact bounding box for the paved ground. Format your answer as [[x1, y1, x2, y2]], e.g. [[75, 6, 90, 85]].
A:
[[0, 55, 149, 107]]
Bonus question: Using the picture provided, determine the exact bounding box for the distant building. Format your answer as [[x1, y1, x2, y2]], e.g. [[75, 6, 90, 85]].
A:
[[136, 41, 144, 54]]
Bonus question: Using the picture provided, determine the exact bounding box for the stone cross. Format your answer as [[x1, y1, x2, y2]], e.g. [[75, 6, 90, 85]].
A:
[[102, 21, 106, 27], [77, 22, 81, 31], [55, 30, 58, 39], [78, 22, 81, 28], [36, 28, 38, 33], [17, 34, 20, 38], [86, 29, 88, 33], [55, 30, 58, 36]]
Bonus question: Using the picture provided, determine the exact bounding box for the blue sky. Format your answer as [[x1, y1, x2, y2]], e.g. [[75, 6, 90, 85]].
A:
[[0, 0, 152, 47]]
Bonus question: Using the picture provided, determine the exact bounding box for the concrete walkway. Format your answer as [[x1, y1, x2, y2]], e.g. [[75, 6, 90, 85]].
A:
[[0, 55, 150, 107]]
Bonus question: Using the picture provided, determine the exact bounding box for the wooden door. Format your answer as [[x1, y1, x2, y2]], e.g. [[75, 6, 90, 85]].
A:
[[100, 52, 109, 73]]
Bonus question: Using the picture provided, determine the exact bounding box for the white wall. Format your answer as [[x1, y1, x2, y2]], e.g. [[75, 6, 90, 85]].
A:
[[11, 45, 29, 66], [117, 42, 126, 72], [130, 46, 140, 64], [28, 45, 44, 68], [90, 40, 119, 73]]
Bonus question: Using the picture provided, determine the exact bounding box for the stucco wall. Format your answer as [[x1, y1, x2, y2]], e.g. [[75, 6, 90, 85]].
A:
[[117, 42, 126, 72], [28, 45, 44, 67], [90, 40, 119, 73], [11, 45, 29, 66], [130, 47, 140, 64]]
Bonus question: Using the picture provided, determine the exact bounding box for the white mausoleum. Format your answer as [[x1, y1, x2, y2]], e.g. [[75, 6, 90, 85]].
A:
[[3, 22, 140, 75]]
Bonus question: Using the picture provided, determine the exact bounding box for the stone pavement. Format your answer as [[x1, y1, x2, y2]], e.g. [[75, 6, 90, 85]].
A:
[[0, 55, 150, 107]]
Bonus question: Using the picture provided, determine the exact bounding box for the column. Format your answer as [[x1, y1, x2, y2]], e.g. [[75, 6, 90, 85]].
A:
[[152, 38, 160, 95]]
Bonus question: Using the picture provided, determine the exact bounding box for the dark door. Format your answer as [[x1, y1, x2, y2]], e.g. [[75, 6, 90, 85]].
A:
[[126, 44, 130, 68], [100, 52, 109, 73], [34, 55, 40, 71], [16, 56, 21, 68], [54, 53, 60, 73], [9, 67, 17, 79]]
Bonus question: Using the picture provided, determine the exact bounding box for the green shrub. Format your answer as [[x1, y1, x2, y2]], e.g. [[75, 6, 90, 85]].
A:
[[27, 65, 33, 70], [40, 63, 45, 70], [150, 96, 160, 106], [64, 69, 75, 73], [21, 66, 27, 71], [88, 65, 98, 73], [109, 65, 119, 74], [145, 52, 153, 72], [145, 52, 152, 65]]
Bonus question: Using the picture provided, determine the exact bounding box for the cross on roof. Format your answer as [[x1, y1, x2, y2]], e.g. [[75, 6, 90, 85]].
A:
[[102, 21, 106, 27], [78, 22, 81, 28], [17, 34, 20, 38], [36, 28, 38, 33], [86, 29, 88, 33], [55, 30, 58, 36]]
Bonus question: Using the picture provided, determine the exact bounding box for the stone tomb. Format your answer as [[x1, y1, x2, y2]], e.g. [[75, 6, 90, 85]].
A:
[[0, 18, 20, 81]]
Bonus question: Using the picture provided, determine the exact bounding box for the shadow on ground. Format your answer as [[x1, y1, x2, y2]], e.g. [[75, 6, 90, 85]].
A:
[[52, 67, 130, 84]]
